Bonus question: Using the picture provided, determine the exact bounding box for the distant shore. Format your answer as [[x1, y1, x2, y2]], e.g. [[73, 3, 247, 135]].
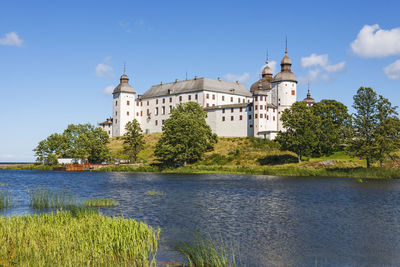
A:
[[2, 163, 399, 180]]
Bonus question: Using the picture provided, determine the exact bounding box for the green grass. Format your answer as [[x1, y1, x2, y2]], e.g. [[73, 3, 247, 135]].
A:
[[174, 235, 237, 267], [28, 187, 78, 210], [0, 209, 160, 266], [84, 197, 119, 207], [145, 191, 164, 196], [0, 190, 13, 210]]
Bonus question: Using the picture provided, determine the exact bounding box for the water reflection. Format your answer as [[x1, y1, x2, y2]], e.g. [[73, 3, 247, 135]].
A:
[[1, 170, 400, 266]]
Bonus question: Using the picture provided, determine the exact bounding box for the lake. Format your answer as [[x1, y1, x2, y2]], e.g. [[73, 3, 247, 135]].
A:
[[1, 169, 400, 266]]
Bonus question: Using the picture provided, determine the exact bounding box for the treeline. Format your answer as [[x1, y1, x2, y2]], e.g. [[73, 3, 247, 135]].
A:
[[277, 87, 400, 167]]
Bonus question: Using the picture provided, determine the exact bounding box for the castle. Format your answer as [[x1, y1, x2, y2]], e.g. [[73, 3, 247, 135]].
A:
[[99, 49, 313, 139]]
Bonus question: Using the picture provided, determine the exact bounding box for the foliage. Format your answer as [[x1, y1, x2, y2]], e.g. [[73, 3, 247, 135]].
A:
[[145, 191, 164, 196], [0, 190, 13, 210], [257, 153, 298, 165], [155, 102, 218, 165], [276, 101, 320, 162], [174, 234, 237, 267], [28, 187, 77, 210], [84, 198, 119, 207], [248, 137, 280, 150], [312, 99, 352, 156], [34, 123, 110, 164], [0, 210, 160, 266], [123, 119, 145, 162], [347, 87, 400, 168]]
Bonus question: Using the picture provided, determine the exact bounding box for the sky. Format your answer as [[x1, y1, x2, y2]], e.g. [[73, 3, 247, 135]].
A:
[[1, 0, 400, 162]]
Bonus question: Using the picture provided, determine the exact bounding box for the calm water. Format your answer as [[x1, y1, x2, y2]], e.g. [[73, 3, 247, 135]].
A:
[[1, 169, 400, 266]]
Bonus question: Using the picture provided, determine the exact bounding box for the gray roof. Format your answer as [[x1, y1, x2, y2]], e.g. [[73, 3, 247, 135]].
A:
[[273, 71, 297, 83], [204, 103, 249, 111], [113, 74, 135, 94], [141, 77, 252, 99]]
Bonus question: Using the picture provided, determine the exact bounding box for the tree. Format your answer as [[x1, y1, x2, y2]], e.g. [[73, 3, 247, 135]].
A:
[[347, 87, 400, 168], [34, 124, 110, 164], [123, 119, 145, 162], [155, 102, 218, 165], [276, 101, 320, 162], [311, 100, 351, 156]]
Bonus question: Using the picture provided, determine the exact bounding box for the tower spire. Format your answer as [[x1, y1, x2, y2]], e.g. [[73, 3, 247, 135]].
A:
[[123, 62, 126, 75], [285, 36, 288, 54], [266, 50, 269, 64]]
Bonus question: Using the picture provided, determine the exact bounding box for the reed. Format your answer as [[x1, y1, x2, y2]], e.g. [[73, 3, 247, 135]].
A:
[[84, 197, 119, 207], [0, 210, 160, 266], [174, 235, 237, 267], [0, 190, 13, 210], [28, 187, 78, 210], [145, 191, 164, 196]]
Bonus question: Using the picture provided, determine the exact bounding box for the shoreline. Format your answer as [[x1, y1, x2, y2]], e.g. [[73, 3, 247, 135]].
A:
[[1, 163, 399, 179]]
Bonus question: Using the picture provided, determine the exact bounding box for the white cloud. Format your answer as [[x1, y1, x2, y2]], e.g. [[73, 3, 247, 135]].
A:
[[298, 69, 321, 85], [260, 60, 277, 74], [384, 59, 400, 80], [103, 85, 115, 95], [351, 24, 400, 58], [323, 61, 346, 73], [96, 57, 115, 78], [0, 32, 23, 47], [301, 53, 328, 68], [224, 72, 250, 83]]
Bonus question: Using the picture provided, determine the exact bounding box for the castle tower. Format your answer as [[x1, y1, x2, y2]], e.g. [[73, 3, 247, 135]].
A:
[[112, 68, 136, 137], [272, 47, 297, 131]]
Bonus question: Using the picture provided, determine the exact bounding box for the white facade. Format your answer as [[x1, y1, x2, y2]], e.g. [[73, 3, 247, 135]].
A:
[[100, 51, 298, 139]]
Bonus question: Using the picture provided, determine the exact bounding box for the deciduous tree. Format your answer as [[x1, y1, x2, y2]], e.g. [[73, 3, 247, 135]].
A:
[[123, 119, 145, 162]]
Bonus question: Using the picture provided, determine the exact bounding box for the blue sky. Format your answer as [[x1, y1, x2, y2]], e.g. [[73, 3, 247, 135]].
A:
[[1, 0, 400, 162]]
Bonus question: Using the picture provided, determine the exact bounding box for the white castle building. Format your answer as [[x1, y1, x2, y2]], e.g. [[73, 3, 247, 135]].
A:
[[99, 50, 301, 139]]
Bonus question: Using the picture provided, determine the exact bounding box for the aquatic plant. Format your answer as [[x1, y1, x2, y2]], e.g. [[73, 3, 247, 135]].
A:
[[145, 191, 164, 196], [174, 235, 237, 267], [28, 187, 77, 210], [0, 210, 160, 266], [84, 197, 119, 207], [0, 190, 13, 210]]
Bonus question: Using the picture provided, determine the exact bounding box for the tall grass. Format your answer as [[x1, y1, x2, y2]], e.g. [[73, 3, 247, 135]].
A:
[[145, 191, 164, 196], [174, 235, 237, 267], [0, 190, 13, 210], [28, 187, 77, 210], [84, 197, 119, 207], [0, 209, 160, 266]]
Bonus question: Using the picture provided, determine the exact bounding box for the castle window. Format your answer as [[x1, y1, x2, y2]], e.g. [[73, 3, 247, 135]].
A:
[[255, 114, 258, 119], [147, 109, 150, 115], [136, 101, 139, 106], [265, 105, 267, 110], [222, 116, 225, 121], [162, 120, 165, 125], [260, 105, 263, 110], [248, 115, 251, 120], [127, 101, 130, 106], [231, 108, 234, 113], [163, 98, 165, 104], [156, 99, 158, 104], [291, 90, 295, 95], [141, 102, 143, 107], [222, 108, 225, 113], [155, 120, 158, 126], [260, 114, 263, 118], [162, 106, 165, 115], [222, 96, 225, 101], [195, 94, 198, 100], [273, 116, 275, 121], [240, 107, 242, 112], [155, 107, 159, 115], [140, 111, 143, 116], [189, 95, 192, 100], [249, 106, 252, 112], [127, 111, 129, 116], [212, 104, 215, 107], [278, 112, 281, 114], [170, 97, 172, 103], [267, 107, 269, 112], [115, 119, 117, 123], [255, 97, 258, 101], [255, 105, 258, 110], [231, 116, 234, 121], [115, 101, 118, 106], [206, 103, 209, 107], [267, 115, 269, 120], [238, 98, 241, 103], [260, 96, 263, 101], [137, 112, 139, 116], [206, 94, 209, 99], [240, 115, 243, 120], [115, 111, 117, 116], [231, 97, 233, 102], [250, 124, 253, 128], [108, 131, 110, 134], [179, 96, 182, 101], [169, 106, 172, 113], [212, 94, 215, 100], [147, 101, 149, 106]]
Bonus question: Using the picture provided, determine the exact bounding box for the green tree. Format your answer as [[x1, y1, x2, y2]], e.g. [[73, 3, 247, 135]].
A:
[[276, 101, 320, 162], [155, 102, 217, 165], [123, 119, 145, 162], [34, 124, 110, 164], [347, 87, 400, 168], [311, 100, 351, 156]]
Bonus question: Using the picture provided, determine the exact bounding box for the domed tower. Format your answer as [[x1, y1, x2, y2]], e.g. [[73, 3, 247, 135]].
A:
[[250, 59, 273, 93], [112, 67, 136, 137], [272, 47, 297, 132], [303, 88, 315, 107]]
